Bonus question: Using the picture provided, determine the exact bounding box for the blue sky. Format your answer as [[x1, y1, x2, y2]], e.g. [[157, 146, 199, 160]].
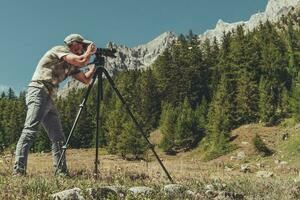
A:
[[0, 0, 267, 94]]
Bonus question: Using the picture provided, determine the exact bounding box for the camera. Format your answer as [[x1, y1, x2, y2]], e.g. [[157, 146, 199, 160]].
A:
[[95, 48, 117, 58]]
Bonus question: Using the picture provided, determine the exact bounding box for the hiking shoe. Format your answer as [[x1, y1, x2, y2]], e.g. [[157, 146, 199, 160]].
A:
[[12, 171, 26, 177]]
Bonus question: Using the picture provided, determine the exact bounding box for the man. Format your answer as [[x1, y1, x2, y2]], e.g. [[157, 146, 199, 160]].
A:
[[13, 34, 97, 176]]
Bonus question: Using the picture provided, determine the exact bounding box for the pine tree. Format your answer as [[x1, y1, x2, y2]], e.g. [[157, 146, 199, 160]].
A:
[[174, 98, 199, 150], [159, 104, 178, 154], [259, 76, 277, 124], [232, 26, 260, 124], [138, 69, 160, 133], [291, 72, 300, 120]]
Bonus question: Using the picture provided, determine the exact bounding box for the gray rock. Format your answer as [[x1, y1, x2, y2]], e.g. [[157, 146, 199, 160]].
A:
[[216, 191, 244, 200], [205, 190, 219, 198], [163, 184, 186, 194], [205, 184, 215, 190], [128, 186, 155, 196], [185, 189, 196, 196], [237, 151, 246, 160], [230, 156, 238, 161], [87, 186, 125, 199], [282, 132, 289, 140], [240, 164, 251, 173], [256, 171, 274, 178], [256, 163, 265, 169], [51, 188, 84, 200], [225, 166, 233, 172]]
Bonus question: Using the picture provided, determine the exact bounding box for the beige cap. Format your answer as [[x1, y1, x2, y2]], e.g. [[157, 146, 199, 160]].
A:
[[64, 34, 93, 45]]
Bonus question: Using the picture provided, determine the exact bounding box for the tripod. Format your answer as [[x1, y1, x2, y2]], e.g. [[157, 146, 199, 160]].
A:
[[55, 55, 174, 183]]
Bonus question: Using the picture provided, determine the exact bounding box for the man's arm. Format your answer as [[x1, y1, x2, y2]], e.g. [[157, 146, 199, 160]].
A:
[[72, 65, 96, 85], [63, 43, 96, 68]]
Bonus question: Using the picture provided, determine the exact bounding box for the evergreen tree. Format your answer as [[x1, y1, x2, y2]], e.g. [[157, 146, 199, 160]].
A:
[[159, 104, 178, 154]]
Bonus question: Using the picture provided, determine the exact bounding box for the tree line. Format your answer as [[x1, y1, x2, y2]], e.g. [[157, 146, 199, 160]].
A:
[[1, 11, 300, 160]]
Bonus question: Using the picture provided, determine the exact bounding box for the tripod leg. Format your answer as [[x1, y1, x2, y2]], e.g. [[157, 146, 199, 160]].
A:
[[94, 71, 103, 178], [102, 69, 174, 183], [55, 75, 97, 175]]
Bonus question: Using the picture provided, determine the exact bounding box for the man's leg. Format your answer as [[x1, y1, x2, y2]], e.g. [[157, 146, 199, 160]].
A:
[[13, 87, 50, 175], [42, 101, 68, 175]]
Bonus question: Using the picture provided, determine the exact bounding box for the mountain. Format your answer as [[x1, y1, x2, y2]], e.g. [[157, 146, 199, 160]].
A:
[[199, 0, 300, 42]]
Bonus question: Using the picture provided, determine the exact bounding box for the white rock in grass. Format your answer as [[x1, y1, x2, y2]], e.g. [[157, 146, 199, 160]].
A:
[[87, 186, 125, 199], [240, 164, 251, 173], [51, 188, 84, 200], [163, 184, 186, 195], [237, 151, 246, 160], [128, 186, 155, 196], [256, 171, 274, 178]]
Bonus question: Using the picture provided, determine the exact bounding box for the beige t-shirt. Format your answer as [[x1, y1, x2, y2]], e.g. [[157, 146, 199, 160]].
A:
[[29, 45, 80, 99]]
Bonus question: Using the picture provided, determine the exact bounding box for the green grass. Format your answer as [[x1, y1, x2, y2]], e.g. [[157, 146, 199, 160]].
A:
[[0, 173, 300, 199]]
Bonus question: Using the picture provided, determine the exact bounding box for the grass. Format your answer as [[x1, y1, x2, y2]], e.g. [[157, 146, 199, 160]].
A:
[[1, 123, 300, 199], [0, 147, 299, 199]]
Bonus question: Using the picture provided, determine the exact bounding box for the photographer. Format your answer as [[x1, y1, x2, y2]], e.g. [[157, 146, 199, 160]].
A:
[[13, 34, 96, 176]]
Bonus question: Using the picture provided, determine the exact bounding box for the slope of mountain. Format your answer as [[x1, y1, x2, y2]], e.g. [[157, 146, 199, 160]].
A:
[[199, 0, 300, 42]]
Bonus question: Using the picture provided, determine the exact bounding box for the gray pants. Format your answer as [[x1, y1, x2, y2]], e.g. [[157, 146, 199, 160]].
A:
[[13, 86, 68, 175]]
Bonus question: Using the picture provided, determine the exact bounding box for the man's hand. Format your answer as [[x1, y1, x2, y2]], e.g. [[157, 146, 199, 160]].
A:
[[86, 43, 97, 55]]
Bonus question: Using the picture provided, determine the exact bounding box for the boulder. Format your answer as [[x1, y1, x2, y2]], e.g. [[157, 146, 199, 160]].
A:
[[256, 171, 274, 178], [240, 164, 251, 173], [51, 188, 84, 200], [216, 191, 244, 200], [87, 186, 125, 199], [128, 186, 155, 196], [163, 184, 186, 194]]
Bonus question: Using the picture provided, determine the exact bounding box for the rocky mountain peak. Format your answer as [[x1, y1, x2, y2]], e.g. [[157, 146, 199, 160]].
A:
[[199, 0, 300, 42], [266, 0, 299, 18]]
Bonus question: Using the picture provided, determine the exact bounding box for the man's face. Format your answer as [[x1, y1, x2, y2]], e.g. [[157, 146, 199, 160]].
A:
[[70, 42, 85, 55]]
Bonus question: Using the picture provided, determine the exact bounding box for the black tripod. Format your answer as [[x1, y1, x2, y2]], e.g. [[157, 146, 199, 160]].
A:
[[55, 54, 174, 183]]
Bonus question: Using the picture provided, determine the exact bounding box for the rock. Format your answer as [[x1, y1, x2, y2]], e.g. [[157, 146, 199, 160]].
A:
[[205, 190, 219, 198], [225, 166, 233, 172], [256, 163, 265, 169], [51, 188, 84, 200], [241, 141, 249, 145], [282, 133, 289, 140], [87, 186, 125, 199], [275, 160, 288, 165], [256, 171, 274, 178], [231, 152, 246, 161], [230, 156, 238, 161], [240, 164, 251, 173], [237, 151, 246, 160], [216, 191, 244, 200], [128, 186, 155, 196], [163, 184, 186, 195], [185, 189, 197, 197], [205, 184, 215, 190], [280, 161, 288, 165]]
